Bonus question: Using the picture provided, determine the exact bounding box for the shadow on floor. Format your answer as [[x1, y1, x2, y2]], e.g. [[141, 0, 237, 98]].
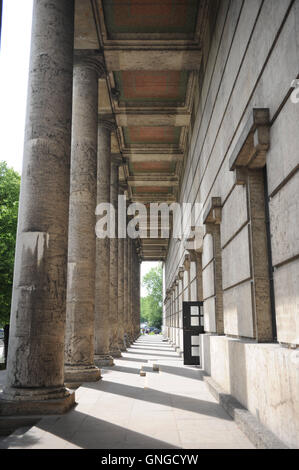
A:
[[83, 380, 231, 421], [0, 426, 41, 449], [118, 356, 148, 364], [108, 365, 140, 375], [159, 364, 204, 381], [1, 411, 180, 449], [125, 351, 179, 358]]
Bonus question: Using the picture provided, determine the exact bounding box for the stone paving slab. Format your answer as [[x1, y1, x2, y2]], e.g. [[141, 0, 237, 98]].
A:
[[0, 336, 255, 449]]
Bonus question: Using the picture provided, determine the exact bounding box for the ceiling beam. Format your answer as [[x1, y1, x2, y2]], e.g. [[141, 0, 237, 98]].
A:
[[131, 194, 176, 204], [127, 153, 184, 163], [128, 176, 179, 187], [116, 113, 190, 127], [104, 49, 202, 71]]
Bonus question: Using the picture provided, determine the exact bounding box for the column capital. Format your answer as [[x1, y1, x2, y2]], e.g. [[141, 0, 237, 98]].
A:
[[74, 50, 106, 78]]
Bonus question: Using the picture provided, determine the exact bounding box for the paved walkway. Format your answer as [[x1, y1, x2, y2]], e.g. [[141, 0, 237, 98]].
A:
[[0, 336, 255, 449]]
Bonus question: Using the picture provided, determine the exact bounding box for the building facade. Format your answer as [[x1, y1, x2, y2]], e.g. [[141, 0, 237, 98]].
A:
[[0, 0, 298, 449], [164, 0, 299, 449]]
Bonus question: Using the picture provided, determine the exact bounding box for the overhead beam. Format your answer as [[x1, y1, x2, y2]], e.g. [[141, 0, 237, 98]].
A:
[[128, 153, 184, 163], [105, 49, 202, 71], [128, 176, 179, 187], [116, 113, 190, 127], [131, 194, 176, 204]]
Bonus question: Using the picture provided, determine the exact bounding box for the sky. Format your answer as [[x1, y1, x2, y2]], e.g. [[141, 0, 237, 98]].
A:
[[0, 0, 33, 174], [0, 1, 161, 296]]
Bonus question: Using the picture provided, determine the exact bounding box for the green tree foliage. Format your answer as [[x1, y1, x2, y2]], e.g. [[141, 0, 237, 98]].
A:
[[0, 161, 20, 327], [141, 264, 163, 329]]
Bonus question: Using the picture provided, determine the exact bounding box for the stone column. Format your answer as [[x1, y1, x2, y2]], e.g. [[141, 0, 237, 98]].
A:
[[178, 267, 184, 349], [195, 253, 203, 301], [127, 238, 133, 343], [131, 246, 136, 340], [131, 245, 135, 340], [64, 52, 103, 386], [172, 285, 176, 344], [117, 186, 126, 351], [94, 119, 115, 367], [134, 251, 141, 339], [131, 241, 136, 340], [123, 235, 129, 347], [109, 156, 122, 357], [174, 278, 179, 348], [0, 0, 75, 415], [118, 235, 125, 351]]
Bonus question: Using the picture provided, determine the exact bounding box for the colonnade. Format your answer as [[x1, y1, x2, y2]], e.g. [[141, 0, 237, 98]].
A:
[[0, 0, 141, 416]]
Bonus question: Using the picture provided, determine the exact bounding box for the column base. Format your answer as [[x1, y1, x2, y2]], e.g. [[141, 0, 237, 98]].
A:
[[0, 387, 75, 416], [110, 349, 122, 358], [94, 355, 114, 367], [119, 342, 127, 352], [64, 364, 101, 387]]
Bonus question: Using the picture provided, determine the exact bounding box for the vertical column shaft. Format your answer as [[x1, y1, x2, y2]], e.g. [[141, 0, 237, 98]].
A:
[[247, 169, 273, 341], [196, 253, 203, 301], [109, 157, 122, 357], [1, 0, 75, 413], [64, 53, 103, 385], [135, 253, 141, 339], [127, 238, 133, 342], [117, 191, 125, 350], [123, 235, 129, 346], [94, 120, 115, 367]]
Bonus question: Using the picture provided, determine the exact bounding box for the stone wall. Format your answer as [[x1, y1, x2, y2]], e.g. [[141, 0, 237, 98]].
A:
[[164, 0, 299, 447], [201, 334, 299, 449]]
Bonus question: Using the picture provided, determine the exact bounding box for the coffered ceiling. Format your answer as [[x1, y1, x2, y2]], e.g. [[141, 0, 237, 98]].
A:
[[74, 0, 212, 261]]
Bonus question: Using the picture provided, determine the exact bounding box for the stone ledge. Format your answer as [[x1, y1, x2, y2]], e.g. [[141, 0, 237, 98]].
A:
[[203, 375, 288, 449], [64, 364, 101, 385], [0, 390, 76, 417]]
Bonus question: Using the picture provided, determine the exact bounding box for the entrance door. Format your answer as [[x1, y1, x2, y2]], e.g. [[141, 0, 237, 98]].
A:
[[182, 301, 204, 366]]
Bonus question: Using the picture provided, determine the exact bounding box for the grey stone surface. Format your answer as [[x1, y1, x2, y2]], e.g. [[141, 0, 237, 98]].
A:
[[127, 238, 133, 343], [94, 120, 114, 366], [0, 0, 75, 412], [123, 237, 129, 346], [203, 334, 299, 448], [118, 234, 125, 351], [204, 375, 288, 449], [109, 156, 122, 358], [202, 261, 215, 300], [64, 52, 102, 384], [223, 281, 254, 338], [221, 184, 248, 248], [222, 225, 251, 290], [274, 258, 299, 345], [270, 171, 299, 268], [0, 337, 254, 449]]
